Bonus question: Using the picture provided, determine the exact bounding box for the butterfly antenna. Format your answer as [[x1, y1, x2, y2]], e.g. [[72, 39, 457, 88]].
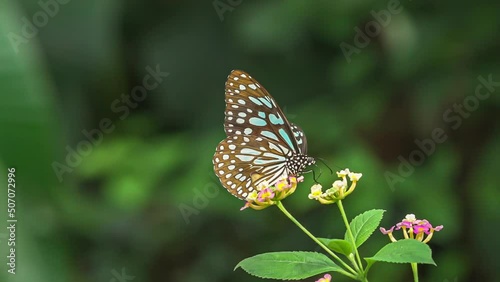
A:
[[312, 163, 323, 183], [312, 169, 318, 183], [317, 157, 334, 175]]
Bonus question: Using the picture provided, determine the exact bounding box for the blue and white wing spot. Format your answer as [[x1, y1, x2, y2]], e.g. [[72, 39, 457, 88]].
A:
[[290, 123, 308, 154], [249, 117, 267, 126], [249, 96, 262, 106], [269, 113, 284, 125]]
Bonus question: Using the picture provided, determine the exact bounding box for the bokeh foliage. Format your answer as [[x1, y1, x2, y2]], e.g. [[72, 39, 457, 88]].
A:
[[0, 0, 499, 281]]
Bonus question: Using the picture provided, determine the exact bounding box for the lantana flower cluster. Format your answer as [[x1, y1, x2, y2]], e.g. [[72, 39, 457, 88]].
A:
[[380, 214, 443, 243], [308, 168, 362, 204], [240, 175, 303, 211]]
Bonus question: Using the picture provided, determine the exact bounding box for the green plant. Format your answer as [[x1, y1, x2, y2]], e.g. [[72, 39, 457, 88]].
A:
[[233, 169, 443, 281]]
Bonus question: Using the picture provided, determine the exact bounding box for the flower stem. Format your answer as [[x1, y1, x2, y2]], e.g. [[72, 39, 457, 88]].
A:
[[275, 201, 358, 278], [337, 200, 364, 272], [411, 263, 419, 282]]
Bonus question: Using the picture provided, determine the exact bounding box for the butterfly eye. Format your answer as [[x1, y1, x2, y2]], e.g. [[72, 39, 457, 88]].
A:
[[213, 70, 315, 199]]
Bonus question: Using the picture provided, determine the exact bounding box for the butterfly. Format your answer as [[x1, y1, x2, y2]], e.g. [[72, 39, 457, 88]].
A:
[[213, 70, 315, 200]]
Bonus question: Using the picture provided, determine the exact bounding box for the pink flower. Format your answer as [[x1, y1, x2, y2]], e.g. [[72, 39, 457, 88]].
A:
[[413, 220, 432, 235], [380, 226, 394, 235], [257, 188, 275, 202], [396, 220, 413, 229], [381, 214, 443, 243], [316, 273, 331, 282], [238, 175, 302, 211], [275, 177, 292, 191]]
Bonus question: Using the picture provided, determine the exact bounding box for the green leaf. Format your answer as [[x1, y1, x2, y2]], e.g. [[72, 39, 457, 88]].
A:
[[235, 251, 343, 280], [345, 209, 385, 247], [318, 238, 353, 256], [366, 239, 436, 265], [0, 1, 60, 192]]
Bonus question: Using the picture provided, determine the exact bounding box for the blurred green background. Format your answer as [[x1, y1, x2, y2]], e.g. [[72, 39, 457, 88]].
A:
[[0, 0, 499, 281]]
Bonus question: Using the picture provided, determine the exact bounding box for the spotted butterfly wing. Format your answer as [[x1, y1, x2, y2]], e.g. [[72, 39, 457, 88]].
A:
[[223, 70, 302, 154], [213, 70, 314, 200], [214, 135, 294, 199]]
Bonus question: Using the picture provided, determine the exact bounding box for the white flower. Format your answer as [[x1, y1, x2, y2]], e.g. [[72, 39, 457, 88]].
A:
[[336, 168, 351, 177], [308, 184, 323, 200], [404, 214, 416, 222], [348, 172, 362, 182], [332, 180, 346, 190]]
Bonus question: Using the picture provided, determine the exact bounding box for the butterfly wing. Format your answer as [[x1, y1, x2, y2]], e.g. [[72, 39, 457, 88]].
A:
[[223, 70, 301, 154], [290, 123, 308, 154], [213, 134, 291, 200], [214, 70, 313, 199]]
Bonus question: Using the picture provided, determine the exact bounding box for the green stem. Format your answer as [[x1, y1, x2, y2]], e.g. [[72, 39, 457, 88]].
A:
[[347, 254, 360, 272], [337, 200, 364, 272], [411, 263, 418, 282], [275, 201, 358, 279]]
